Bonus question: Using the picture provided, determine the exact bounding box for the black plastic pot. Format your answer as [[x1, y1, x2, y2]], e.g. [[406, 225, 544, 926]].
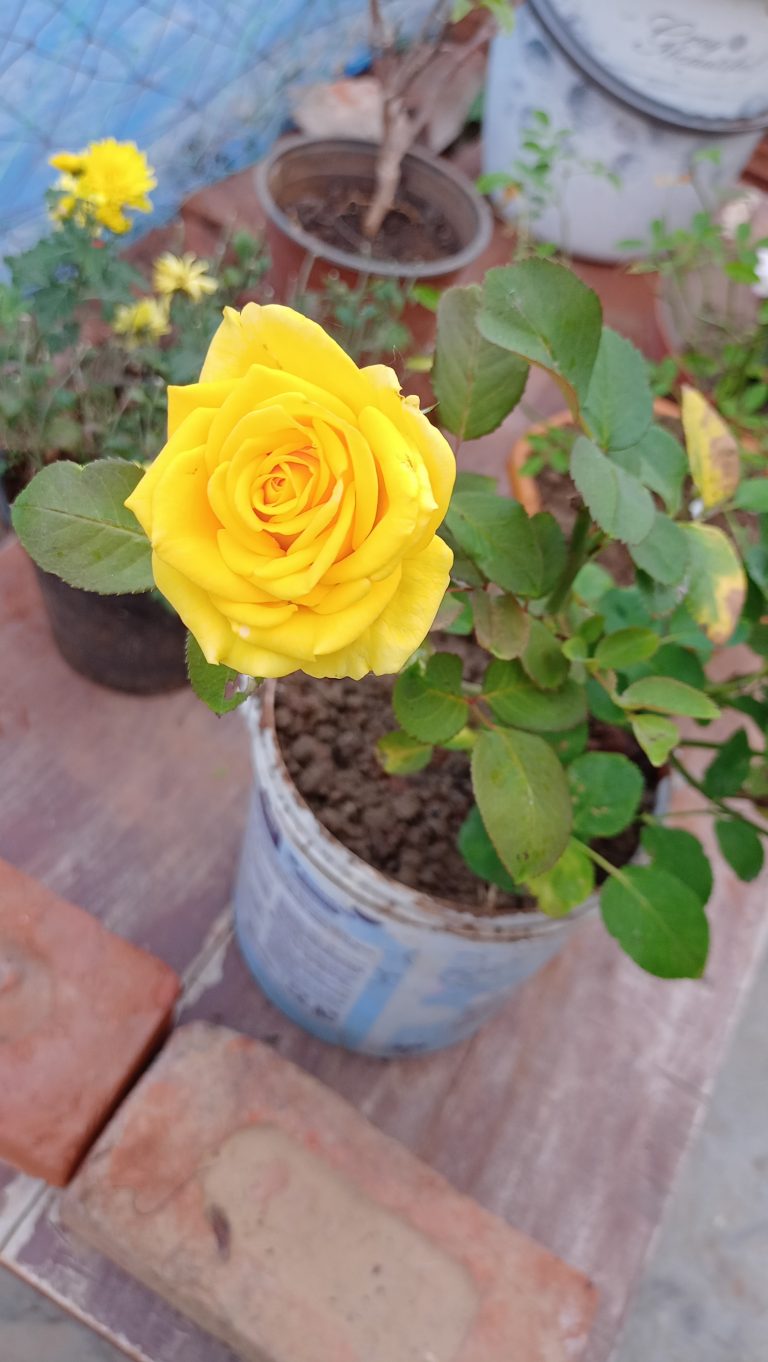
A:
[[34, 567, 187, 694]]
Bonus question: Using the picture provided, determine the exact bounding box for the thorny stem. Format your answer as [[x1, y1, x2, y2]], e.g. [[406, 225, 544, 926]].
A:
[[546, 507, 591, 614], [680, 738, 741, 751], [708, 664, 768, 700]]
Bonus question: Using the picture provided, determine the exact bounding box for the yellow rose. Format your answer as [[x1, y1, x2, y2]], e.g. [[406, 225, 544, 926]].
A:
[[125, 304, 455, 679]]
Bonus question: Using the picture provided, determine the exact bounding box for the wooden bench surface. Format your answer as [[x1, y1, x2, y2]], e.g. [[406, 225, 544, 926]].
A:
[[1, 536, 767, 1362]]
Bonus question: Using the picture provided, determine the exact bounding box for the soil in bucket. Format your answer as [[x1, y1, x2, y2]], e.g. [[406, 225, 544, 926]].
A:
[[289, 178, 462, 266], [275, 648, 660, 918]]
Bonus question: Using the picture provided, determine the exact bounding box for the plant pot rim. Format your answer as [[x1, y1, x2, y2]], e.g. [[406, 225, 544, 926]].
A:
[[255, 134, 493, 281], [252, 682, 667, 941]]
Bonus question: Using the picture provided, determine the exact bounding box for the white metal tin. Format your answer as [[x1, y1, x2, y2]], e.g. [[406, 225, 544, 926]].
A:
[[233, 688, 595, 1057], [482, 5, 762, 261], [532, 0, 768, 130]]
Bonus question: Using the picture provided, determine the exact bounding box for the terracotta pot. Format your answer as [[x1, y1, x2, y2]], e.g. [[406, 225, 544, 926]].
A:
[[507, 398, 683, 504], [255, 136, 492, 346], [34, 567, 187, 695]]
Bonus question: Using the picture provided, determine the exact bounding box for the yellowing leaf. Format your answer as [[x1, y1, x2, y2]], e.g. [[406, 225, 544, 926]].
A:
[[681, 386, 740, 509], [680, 522, 746, 645]]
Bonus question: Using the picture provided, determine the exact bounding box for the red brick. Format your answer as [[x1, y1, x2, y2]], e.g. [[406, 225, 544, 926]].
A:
[[0, 859, 179, 1185], [62, 1022, 596, 1361]]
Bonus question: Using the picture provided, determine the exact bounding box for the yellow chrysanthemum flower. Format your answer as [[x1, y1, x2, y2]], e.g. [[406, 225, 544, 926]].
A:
[[113, 297, 170, 346], [49, 138, 156, 235], [152, 252, 217, 302]]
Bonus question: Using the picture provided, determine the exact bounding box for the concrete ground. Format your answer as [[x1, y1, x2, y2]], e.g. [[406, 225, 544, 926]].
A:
[[1, 944, 766, 1362], [614, 940, 768, 1362]]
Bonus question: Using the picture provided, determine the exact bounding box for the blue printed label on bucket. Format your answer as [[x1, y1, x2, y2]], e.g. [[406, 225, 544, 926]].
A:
[[234, 784, 565, 1056]]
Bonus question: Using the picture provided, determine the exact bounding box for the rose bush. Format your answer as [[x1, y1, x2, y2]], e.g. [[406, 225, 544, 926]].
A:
[[124, 303, 455, 679]]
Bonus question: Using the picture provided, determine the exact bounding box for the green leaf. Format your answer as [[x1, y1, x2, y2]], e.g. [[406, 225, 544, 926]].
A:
[[678, 523, 747, 646], [630, 514, 690, 585], [458, 805, 517, 892], [641, 826, 713, 906], [446, 493, 565, 597], [664, 605, 714, 658], [582, 327, 653, 451], [530, 511, 568, 592], [618, 676, 720, 721], [433, 285, 529, 441], [631, 713, 679, 766], [185, 634, 248, 715], [434, 590, 473, 635], [563, 636, 590, 662], [594, 627, 660, 670], [527, 840, 595, 917], [733, 479, 768, 512], [393, 652, 468, 743], [483, 658, 587, 732], [11, 459, 153, 593], [472, 727, 572, 880], [730, 696, 768, 732], [569, 751, 644, 837], [650, 644, 707, 689], [571, 437, 655, 545], [377, 730, 434, 774], [715, 818, 765, 881], [478, 259, 603, 413], [573, 561, 614, 605], [702, 729, 752, 798], [614, 425, 687, 516], [542, 722, 589, 764], [521, 618, 569, 689], [471, 590, 530, 659], [745, 761, 768, 800], [587, 676, 630, 727], [600, 864, 709, 978], [454, 471, 498, 495]]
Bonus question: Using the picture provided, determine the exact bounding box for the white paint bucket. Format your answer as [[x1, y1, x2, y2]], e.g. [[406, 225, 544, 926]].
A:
[[233, 687, 595, 1057], [482, 4, 764, 261], [532, 0, 768, 129]]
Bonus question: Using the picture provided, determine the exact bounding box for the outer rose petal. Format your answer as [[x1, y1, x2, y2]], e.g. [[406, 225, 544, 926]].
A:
[[200, 304, 377, 414], [125, 407, 216, 538], [300, 537, 453, 680], [362, 363, 455, 542], [167, 380, 235, 437]]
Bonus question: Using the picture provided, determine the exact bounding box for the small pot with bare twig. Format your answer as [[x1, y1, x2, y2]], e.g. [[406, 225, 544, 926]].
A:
[[256, 2, 502, 312]]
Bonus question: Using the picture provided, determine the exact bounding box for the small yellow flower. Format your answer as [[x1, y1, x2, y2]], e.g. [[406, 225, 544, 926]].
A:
[[113, 297, 170, 346], [153, 252, 217, 302], [49, 139, 156, 235]]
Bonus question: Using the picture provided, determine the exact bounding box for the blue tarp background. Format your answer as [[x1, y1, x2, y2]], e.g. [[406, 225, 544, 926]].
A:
[[0, 0, 418, 256]]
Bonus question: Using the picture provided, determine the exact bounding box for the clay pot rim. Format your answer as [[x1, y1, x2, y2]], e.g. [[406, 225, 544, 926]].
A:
[[255, 134, 493, 280]]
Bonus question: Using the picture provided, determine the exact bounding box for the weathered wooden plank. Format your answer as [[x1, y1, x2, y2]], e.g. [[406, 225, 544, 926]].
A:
[[0, 537, 249, 1262], [0, 540, 250, 962]]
